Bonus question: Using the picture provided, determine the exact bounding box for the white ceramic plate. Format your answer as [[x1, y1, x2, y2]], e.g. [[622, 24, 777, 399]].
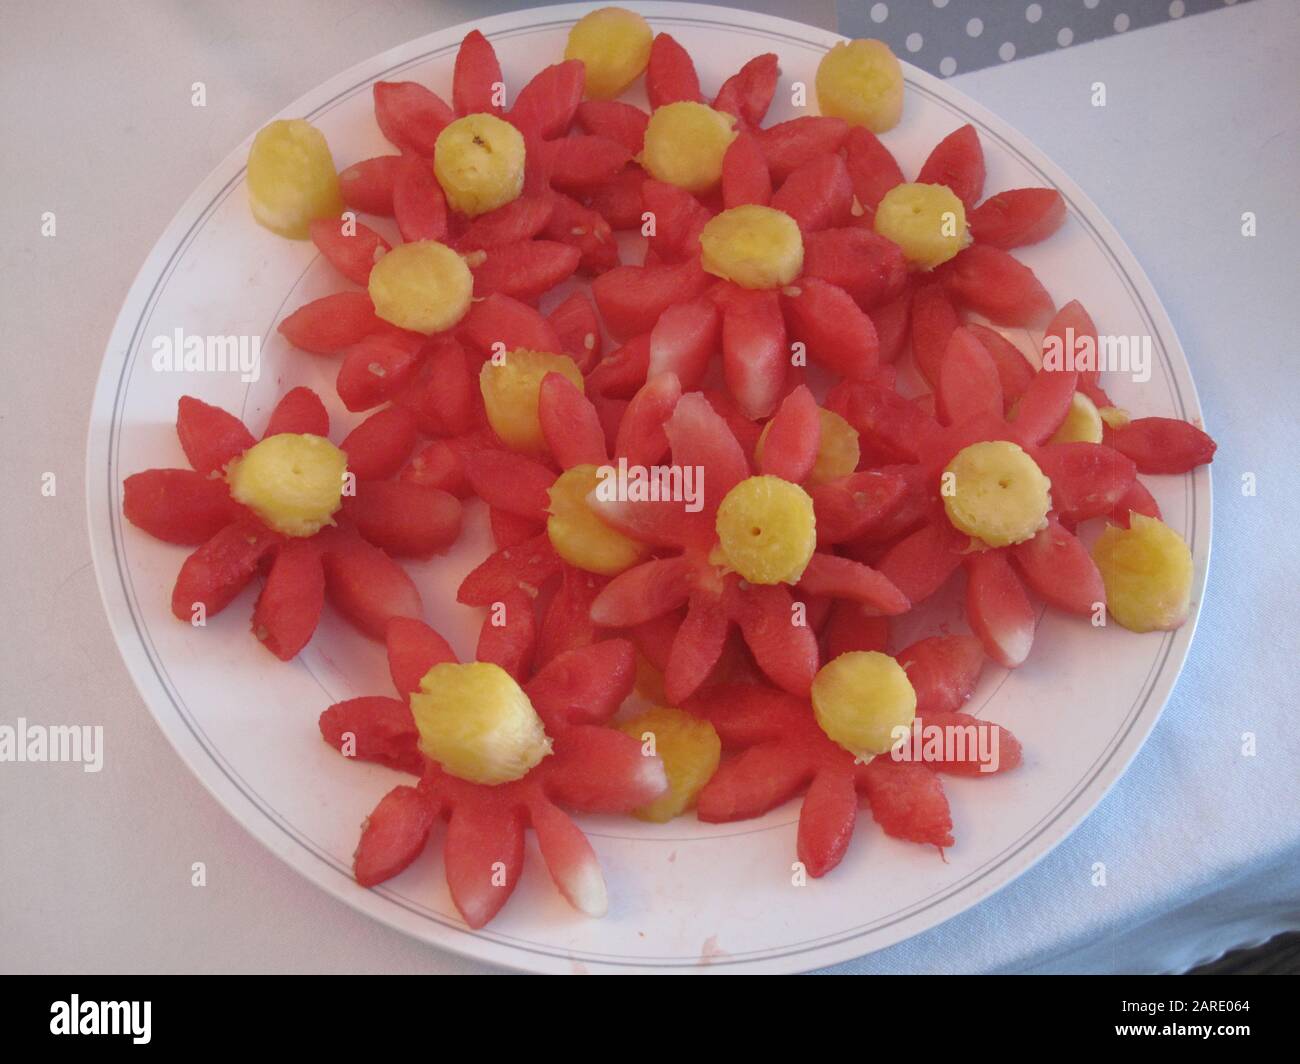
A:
[[86, 2, 1211, 973]]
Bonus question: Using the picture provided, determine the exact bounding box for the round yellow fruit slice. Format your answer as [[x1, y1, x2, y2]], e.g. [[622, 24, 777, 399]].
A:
[[1049, 391, 1105, 444], [367, 240, 473, 335], [547, 464, 650, 575], [246, 119, 343, 239], [410, 661, 552, 784], [480, 349, 584, 455], [754, 408, 861, 487], [640, 101, 737, 193], [715, 475, 817, 584], [226, 433, 347, 537], [699, 205, 804, 290], [433, 113, 527, 217], [1092, 514, 1193, 633], [873, 182, 969, 270], [565, 7, 653, 99], [617, 707, 721, 822], [812, 650, 917, 758], [815, 39, 904, 133], [943, 440, 1052, 548]]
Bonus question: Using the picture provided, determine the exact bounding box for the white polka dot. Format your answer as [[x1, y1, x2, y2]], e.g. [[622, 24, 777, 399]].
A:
[[1169, 0, 1186, 16], [1025, 3, 1042, 23], [967, 17, 984, 38], [939, 56, 957, 77], [1057, 27, 1074, 47], [933, 0, 949, 8], [905, 32, 923, 53], [1114, 13, 1131, 31], [1084, 0, 1100, 8], [999, 41, 1017, 62], [870, 2, 888, 22]]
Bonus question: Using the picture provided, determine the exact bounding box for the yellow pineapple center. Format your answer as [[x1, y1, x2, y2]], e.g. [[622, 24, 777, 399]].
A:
[[715, 475, 817, 584], [815, 39, 905, 134], [699, 205, 805, 290], [479, 349, 584, 455], [942, 440, 1051, 548], [225, 433, 347, 537], [367, 240, 473, 335], [639, 101, 737, 193], [433, 113, 527, 217], [410, 661, 552, 784], [873, 182, 969, 270], [617, 706, 721, 822], [811, 650, 917, 758], [547, 464, 649, 575]]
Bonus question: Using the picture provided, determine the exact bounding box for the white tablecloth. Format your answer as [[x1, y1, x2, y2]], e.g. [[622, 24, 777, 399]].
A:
[[2, 0, 1296, 974]]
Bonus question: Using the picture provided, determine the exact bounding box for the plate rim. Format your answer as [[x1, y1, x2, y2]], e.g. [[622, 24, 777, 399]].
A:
[[85, 1, 1212, 974]]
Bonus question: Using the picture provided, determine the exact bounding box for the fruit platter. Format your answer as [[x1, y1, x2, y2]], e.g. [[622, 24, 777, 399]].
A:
[[88, 2, 1213, 972]]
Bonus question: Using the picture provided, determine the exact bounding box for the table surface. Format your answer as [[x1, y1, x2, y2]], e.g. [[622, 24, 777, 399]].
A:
[[2, 0, 1297, 974]]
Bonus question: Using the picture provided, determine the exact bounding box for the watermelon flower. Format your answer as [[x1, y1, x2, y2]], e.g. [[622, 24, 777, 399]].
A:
[[319, 611, 666, 929], [431, 359, 909, 702], [363, 26, 654, 278], [275, 28, 625, 431], [591, 390, 917, 702], [846, 121, 1067, 362], [358, 25, 614, 283], [583, 148, 900, 422], [121, 388, 462, 658], [683, 634, 1021, 878], [827, 318, 1213, 666]]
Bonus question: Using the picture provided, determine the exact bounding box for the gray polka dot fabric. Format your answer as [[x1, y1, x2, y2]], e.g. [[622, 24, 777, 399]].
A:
[[835, 0, 1255, 78]]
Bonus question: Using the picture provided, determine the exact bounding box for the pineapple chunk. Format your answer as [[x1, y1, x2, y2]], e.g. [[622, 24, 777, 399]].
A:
[[410, 661, 552, 784], [809, 409, 861, 486], [757, 408, 860, 486], [873, 182, 969, 270], [565, 7, 653, 99], [754, 405, 863, 483], [1092, 514, 1193, 632], [367, 240, 473, 335], [433, 113, 526, 217], [715, 475, 817, 585], [815, 39, 904, 133], [246, 119, 343, 239], [480, 349, 584, 454], [699, 205, 805, 290], [943, 440, 1051, 548], [1049, 391, 1105, 444], [812, 650, 916, 758], [640, 101, 737, 193], [617, 707, 721, 822], [548, 464, 650, 575], [225, 433, 346, 537]]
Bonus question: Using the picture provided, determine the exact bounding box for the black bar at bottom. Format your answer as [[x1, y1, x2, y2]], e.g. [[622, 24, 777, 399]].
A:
[[0, 973, 1282, 1048]]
